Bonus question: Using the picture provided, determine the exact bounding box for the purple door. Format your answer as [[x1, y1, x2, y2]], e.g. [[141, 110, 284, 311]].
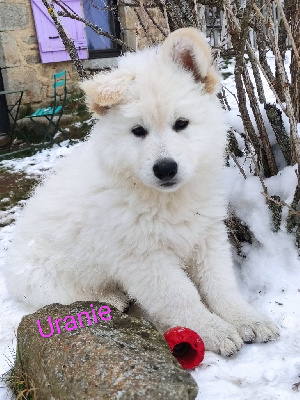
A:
[[31, 0, 88, 63]]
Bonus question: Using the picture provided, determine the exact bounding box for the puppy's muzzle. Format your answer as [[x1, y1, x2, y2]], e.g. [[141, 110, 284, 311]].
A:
[[153, 158, 178, 187]]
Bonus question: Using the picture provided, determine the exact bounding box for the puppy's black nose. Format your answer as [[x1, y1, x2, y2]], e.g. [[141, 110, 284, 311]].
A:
[[153, 159, 178, 181]]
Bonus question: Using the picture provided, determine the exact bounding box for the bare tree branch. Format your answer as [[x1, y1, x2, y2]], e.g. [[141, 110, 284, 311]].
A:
[[42, 0, 87, 79], [55, 0, 132, 50], [274, 0, 300, 64], [143, 4, 168, 37]]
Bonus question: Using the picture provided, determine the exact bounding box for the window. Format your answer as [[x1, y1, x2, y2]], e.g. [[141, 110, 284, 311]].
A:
[[82, 0, 121, 59]]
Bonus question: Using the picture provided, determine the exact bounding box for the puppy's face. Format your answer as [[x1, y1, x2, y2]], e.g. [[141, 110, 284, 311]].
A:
[[81, 28, 223, 192], [113, 74, 218, 192]]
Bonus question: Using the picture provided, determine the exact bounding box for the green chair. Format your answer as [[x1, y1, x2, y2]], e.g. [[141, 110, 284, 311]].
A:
[[28, 70, 70, 148]]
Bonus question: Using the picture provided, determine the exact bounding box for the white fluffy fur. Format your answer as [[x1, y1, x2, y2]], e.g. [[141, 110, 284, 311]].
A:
[[4, 28, 278, 356]]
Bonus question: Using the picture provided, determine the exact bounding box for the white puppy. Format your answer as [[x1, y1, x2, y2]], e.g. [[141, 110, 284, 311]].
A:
[[5, 28, 278, 356]]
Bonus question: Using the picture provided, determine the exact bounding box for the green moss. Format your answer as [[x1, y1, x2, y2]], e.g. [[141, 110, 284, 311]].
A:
[[220, 56, 234, 69], [65, 119, 95, 141], [18, 104, 34, 120], [65, 91, 91, 119], [222, 71, 233, 79]]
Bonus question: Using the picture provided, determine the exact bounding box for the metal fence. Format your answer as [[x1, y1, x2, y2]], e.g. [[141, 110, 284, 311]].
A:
[[204, 2, 290, 50]]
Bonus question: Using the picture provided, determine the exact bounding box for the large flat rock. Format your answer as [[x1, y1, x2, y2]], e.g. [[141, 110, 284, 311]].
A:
[[14, 301, 198, 399]]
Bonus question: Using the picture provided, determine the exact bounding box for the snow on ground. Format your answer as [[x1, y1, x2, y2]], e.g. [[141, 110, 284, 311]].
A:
[[1, 52, 300, 399], [0, 140, 81, 177]]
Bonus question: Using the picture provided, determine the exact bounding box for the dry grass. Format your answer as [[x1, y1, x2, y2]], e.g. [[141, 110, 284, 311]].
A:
[[5, 347, 38, 400]]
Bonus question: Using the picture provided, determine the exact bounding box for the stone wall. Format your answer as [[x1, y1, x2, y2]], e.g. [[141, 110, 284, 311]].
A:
[[0, 0, 166, 111], [0, 0, 79, 110], [119, 1, 167, 50]]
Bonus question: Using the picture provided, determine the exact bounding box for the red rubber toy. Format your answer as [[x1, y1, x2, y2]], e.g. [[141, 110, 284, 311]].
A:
[[164, 327, 205, 370]]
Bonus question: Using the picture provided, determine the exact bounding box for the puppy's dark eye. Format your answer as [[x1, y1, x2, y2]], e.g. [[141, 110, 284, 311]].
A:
[[173, 118, 189, 132], [131, 125, 148, 138]]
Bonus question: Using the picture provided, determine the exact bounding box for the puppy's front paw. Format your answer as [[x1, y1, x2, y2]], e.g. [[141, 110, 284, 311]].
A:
[[200, 319, 244, 357], [233, 314, 279, 344]]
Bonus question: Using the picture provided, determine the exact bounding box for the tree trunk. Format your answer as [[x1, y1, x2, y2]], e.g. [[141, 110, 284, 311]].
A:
[[290, 0, 300, 122]]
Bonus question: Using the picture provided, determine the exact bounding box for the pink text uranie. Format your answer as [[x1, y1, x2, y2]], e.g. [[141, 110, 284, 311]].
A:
[[36, 304, 111, 338]]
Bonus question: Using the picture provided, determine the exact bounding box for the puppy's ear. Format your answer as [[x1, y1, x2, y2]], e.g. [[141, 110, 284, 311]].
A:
[[80, 70, 134, 115], [160, 28, 220, 94]]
